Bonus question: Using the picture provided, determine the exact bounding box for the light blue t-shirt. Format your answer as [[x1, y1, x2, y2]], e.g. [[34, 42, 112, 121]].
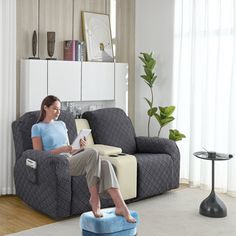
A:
[[31, 121, 69, 151]]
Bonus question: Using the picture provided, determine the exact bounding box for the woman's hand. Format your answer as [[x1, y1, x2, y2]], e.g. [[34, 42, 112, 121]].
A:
[[66, 145, 73, 153], [80, 137, 87, 149]]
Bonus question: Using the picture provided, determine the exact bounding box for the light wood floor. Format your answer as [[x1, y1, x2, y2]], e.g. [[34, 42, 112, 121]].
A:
[[0, 195, 54, 236], [0, 184, 188, 236]]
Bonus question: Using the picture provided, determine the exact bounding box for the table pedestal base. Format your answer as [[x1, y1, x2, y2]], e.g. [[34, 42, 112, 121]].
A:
[[200, 191, 227, 218]]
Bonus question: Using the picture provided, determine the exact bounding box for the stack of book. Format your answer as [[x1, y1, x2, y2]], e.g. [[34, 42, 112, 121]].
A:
[[64, 40, 85, 61]]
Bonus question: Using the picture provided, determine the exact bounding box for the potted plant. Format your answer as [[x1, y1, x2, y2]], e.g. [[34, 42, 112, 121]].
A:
[[139, 52, 185, 141]]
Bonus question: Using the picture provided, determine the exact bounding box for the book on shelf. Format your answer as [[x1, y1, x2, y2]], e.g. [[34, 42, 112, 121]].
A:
[[64, 40, 85, 61], [64, 40, 78, 61]]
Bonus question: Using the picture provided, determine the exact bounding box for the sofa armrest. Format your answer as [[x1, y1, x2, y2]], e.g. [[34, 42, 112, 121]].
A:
[[136, 136, 180, 189], [88, 144, 122, 155], [136, 136, 180, 158], [15, 149, 71, 219], [22, 149, 71, 181]]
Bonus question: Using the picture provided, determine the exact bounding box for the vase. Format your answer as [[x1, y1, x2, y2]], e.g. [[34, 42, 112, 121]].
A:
[[28, 30, 40, 59], [47, 31, 56, 60]]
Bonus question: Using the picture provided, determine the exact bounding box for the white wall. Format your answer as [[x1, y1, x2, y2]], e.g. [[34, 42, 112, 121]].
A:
[[135, 0, 175, 137]]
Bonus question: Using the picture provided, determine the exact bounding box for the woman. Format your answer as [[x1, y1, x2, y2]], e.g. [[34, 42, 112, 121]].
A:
[[31, 95, 136, 223]]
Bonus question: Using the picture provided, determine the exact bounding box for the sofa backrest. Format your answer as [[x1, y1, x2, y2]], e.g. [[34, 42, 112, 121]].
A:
[[82, 108, 137, 154], [75, 118, 94, 146], [12, 110, 77, 160]]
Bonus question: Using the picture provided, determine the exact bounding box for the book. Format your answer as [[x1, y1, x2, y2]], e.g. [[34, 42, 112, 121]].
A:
[[64, 40, 78, 61], [77, 41, 85, 61], [72, 129, 91, 149]]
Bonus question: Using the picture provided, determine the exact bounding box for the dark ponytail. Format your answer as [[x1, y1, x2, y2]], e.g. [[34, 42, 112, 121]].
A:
[[37, 95, 61, 123]]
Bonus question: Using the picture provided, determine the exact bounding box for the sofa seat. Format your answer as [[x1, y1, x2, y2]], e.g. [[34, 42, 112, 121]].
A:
[[101, 154, 137, 200], [74, 118, 137, 200], [134, 153, 173, 199]]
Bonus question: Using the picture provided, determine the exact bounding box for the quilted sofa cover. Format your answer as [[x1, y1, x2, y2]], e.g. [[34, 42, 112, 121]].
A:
[[12, 108, 180, 219], [82, 108, 180, 200]]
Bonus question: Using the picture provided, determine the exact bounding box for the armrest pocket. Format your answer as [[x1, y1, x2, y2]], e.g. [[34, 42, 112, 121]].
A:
[[25, 158, 38, 184]]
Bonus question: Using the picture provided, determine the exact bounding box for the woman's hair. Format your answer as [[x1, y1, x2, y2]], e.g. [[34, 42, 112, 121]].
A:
[[37, 95, 61, 123]]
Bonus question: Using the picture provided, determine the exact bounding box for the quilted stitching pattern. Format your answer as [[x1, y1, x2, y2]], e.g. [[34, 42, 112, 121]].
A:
[[12, 110, 76, 219], [134, 153, 173, 199], [12, 108, 180, 220], [12, 110, 77, 160], [136, 137, 180, 188], [82, 108, 137, 154], [14, 150, 71, 219]]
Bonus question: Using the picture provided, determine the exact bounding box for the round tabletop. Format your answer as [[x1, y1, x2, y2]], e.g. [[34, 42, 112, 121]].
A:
[[194, 151, 233, 161]]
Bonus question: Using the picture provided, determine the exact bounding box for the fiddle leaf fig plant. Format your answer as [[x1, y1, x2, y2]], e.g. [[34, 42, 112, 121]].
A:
[[139, 52, 186, 142]]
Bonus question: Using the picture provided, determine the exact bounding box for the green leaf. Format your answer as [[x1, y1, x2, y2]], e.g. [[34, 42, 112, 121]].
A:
[[169, 129, 186, 141], [144, 68, 153, 78], [144, 80, 152, 87], [150, 75, 157, 86], [154, 113, 162, 126], [154, 113, 174, 127], [147, 59, 156, 70], [160, 116, 175, 127], [159, 106, 175, 117], [143, 53, 150, 62], [148, 107, 158, 116], [144, 98, 152, 108], [139, 57, 146, 64]]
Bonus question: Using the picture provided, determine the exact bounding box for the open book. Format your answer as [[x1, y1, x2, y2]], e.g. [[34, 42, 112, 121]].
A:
[[72, 129, 91, 149]]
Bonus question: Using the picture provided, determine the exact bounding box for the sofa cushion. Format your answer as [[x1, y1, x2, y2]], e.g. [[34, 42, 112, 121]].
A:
[[75, 119, 94, 146], [101, 154, 137, 200], [82, 108, 137, 154], [90, 144, 122, 155]]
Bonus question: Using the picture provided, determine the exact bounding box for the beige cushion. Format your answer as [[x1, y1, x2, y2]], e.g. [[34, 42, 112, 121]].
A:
[[75, 119, 94, 146], [90, 144, 122, 155], [101, 154, 137, 200], [75, 118, 137, 200], [75, 119, 121, 155]]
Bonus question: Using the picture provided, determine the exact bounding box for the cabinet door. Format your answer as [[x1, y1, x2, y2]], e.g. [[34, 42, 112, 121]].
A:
[[81, 62, 114, 101], [20, 60, 47, 114], [48, 61, 81, 102]]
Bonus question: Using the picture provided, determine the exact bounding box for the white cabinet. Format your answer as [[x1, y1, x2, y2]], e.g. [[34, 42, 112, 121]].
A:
[[20, 60, 128, 114], [48, 61, 81, 102], [81, 62, 115, 101], [20, 60, 47, 115]]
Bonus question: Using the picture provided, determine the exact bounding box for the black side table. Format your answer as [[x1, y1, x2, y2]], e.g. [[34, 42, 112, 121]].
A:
[[193, 151, 233, 218]]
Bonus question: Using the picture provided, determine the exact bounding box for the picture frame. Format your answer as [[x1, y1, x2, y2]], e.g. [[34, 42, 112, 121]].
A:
[[82, 11, 114, 62]]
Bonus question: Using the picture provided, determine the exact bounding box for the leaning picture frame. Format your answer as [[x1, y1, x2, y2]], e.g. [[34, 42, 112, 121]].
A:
[[82, 11, 114, 62]]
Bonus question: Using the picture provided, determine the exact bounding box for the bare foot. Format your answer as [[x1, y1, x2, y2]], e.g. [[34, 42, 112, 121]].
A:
[[89, 199, 103, 218], [115, 207, 136, 223]]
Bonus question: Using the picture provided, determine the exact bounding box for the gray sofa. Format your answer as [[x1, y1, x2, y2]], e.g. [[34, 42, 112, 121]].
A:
[[12, 108, 180, 219]]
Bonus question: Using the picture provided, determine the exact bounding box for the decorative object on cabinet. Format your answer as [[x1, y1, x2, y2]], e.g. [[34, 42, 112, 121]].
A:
[[64, 40, 85, 61], [47, 32, 56, 60], [78, 41, 85, 61], [82, 11, 114, 62], [29, 30, 39, 59], [64, 40, 78, 61]]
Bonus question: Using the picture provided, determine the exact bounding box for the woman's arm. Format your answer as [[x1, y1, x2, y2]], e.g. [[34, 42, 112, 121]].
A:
[[32, 136, 73, 155]]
